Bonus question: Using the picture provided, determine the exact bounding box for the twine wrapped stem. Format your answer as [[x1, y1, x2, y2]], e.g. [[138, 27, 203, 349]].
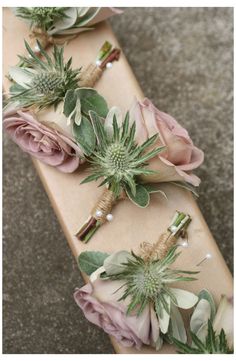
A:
[[76, 189, 116, 242], [29, 27, 54, 54], [140, 211, 191, 261], [79, 64, 103, 88]]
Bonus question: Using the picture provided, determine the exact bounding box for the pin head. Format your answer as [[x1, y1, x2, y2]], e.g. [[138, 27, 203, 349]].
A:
[[106, 62, 113, 69], [95, 210, 103, 218], [106, 214, 113, 222]]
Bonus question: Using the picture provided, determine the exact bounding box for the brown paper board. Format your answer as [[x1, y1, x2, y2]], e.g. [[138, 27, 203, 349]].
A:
[[3, 8, 233, 354]]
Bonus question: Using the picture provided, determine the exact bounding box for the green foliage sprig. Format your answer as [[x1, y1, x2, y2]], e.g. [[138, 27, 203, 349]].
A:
[[172, 320, 233, 354]]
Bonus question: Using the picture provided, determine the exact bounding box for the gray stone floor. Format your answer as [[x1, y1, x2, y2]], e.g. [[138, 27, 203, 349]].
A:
[[3, 8, 233, 354]]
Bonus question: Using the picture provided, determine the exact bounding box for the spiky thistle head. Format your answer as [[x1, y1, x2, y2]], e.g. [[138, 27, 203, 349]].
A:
[[7, 41, 81, 109], [172, 320, 233, 354], [107, 246, 198, 316], [15, 7, 67, 31], [81, 111, 165, 199]]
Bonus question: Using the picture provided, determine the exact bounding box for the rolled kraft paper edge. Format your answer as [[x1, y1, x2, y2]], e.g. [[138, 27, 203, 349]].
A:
[[3, 8, 233, 354]]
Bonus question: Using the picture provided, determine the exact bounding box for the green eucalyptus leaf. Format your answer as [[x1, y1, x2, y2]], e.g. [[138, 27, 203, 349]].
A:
[[78, 251, 109, 275], [126, 184, 150, 208], [142, 184, 168, 199], [63, 89, 78, 117], [76, 88, 108, 118], [73, 116, 96, 155]]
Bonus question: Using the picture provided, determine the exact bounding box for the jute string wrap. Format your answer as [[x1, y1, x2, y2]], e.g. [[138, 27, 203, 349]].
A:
[[29, 27, 54, 51], [29, 27, 76, 52], [79, 64, 103, 88], [139, 231, 177, 262], [91, 189, 116, 224]]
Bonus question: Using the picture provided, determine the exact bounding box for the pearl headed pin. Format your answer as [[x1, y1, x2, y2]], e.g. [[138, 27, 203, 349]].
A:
[[106, 214, 113, 222], [106, 62, 113, 69], [95, 210, 103, 218], [196, 252, 212, 266]]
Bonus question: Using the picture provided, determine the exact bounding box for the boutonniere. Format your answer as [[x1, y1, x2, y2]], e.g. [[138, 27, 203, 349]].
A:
[[75, 211, 199, 350], [6, 40, 120, 111], [76, 98, 204, 242], [172, 289, 233, 354], [76, 109, 165, 242], [3, 41, 120, 173], [13, 7, 121, 53]]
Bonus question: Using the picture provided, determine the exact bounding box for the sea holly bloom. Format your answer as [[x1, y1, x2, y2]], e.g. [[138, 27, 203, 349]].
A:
[[6, 41, 81, 110], [76, 109, 166, 242], [172, 289, 233, 353], [75, 211, 198, 350]]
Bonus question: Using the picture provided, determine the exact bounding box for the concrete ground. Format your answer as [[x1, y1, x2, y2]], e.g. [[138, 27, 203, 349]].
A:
[[3, 8, 233, 354]]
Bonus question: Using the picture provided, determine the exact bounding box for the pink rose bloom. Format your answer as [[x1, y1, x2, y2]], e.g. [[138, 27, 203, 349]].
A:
[[74, 279, 160, 349], [3, 109, 84, 173], [130, 98, 204, 186]]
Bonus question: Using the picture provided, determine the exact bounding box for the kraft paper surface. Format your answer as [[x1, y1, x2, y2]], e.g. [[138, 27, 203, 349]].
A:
[[3, 8, 233, 354]]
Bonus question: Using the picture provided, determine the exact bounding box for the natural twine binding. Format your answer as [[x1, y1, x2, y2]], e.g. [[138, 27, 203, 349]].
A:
[[29, 28, 75, 52], [79, 64, 103, 88], [139, 231, 177, 261], [29, 27, 54, 51], [91, 189, 115, 223]]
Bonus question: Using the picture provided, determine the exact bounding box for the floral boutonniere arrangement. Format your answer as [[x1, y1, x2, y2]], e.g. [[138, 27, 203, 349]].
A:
[[76, 99, 204, 242], [3, 40, 120, 172], [76, 109, 165, 242], [13, 7, 122, 53], [172, 289, 233, 354], [75, 211, 199, 350]]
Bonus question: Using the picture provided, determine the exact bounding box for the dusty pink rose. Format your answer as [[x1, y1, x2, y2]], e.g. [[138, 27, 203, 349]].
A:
[[3, 109, 84, 173], [130, 98, 204, 186], [74, 279, 160, 349]]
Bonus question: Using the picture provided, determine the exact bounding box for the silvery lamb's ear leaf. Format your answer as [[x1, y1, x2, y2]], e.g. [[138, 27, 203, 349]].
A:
[[75, 8, 100, 27], [78, 251, 109, 275], [89, 266, 106, 282], [168, 304, 187, 343], [155, 336, 163, 351], [76, 8, 90, 17], [103, 251, 134, 276], [73, 115, 96, 155], [190, 299, 211, 341], [156, 295, 171, 334], [198, 289, 216, 321], [8, 67, 33, 87], [48, 7, 78, 35], [104, 106, 123, 139], [126, 184, 150, 208], [169, 288, 198, 309], [73, 98, 82, 126]]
